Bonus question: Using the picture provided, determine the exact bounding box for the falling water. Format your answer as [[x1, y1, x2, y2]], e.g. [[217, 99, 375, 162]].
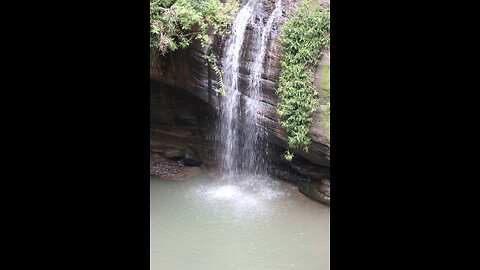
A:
[[219, 0, 256, 174], [218, 0, 283, 175], [249, 0, 282, 99]]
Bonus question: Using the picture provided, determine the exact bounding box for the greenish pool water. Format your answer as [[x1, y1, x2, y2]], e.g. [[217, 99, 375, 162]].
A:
[[150, 173, 330, 270]]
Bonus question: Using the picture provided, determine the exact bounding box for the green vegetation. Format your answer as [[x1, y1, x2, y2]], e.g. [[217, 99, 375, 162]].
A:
[[150, 0, 236, 96], [204, 53, 226, 96], [277, 0, 330, 161], [150, 0, 238, 56]]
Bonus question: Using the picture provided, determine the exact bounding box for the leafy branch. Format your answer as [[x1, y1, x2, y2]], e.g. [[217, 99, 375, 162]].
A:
[[150, 0, 238, 57], [204, 53, 226, 96]]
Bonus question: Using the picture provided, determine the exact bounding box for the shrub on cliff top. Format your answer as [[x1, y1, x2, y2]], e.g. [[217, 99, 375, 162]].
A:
[[150, 0, 237, 96], [150, 0, 238, 56]]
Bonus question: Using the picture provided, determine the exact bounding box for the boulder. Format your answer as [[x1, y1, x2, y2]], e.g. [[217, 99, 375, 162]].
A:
[[298, 181, 330, 205], [319, 184, 330, 197], [321, 178, 330, 186], [183, 148, 203, 167], [271, 168, 305, 185]]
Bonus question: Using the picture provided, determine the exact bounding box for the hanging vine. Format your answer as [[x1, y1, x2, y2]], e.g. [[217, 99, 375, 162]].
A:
[[277, 0, 330, 161]]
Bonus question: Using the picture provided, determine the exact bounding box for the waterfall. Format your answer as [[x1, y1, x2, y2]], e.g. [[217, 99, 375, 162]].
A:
[[218, 0, 283, 175]]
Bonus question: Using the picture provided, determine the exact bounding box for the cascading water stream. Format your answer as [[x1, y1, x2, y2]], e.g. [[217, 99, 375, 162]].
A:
[[218, 0, 283, 176], [243, 0, 282, 172], [249, 0, 282, 101], [219, 0, 256, 175]]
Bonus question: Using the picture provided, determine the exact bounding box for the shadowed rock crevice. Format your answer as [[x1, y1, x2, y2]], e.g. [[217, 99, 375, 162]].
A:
[[150, 80, 217, 173]]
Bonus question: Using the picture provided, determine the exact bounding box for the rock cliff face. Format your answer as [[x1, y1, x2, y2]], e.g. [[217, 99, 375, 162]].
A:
[[150, 0, 330, 205], [150, 80, 218, 167]]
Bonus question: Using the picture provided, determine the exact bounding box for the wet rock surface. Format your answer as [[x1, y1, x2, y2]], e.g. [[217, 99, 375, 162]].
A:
[[271, 163, 330, 205], [319, 184, 330, 197], [183, 148, 203, 166], [298, 181, 330, 206], [271, 168, 306, 185], [150, 80, 217, 168], [164, 148, 185, 160]]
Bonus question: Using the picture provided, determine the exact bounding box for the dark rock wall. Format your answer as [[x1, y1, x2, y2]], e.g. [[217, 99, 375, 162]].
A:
[[150, 80, 217, 167]]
